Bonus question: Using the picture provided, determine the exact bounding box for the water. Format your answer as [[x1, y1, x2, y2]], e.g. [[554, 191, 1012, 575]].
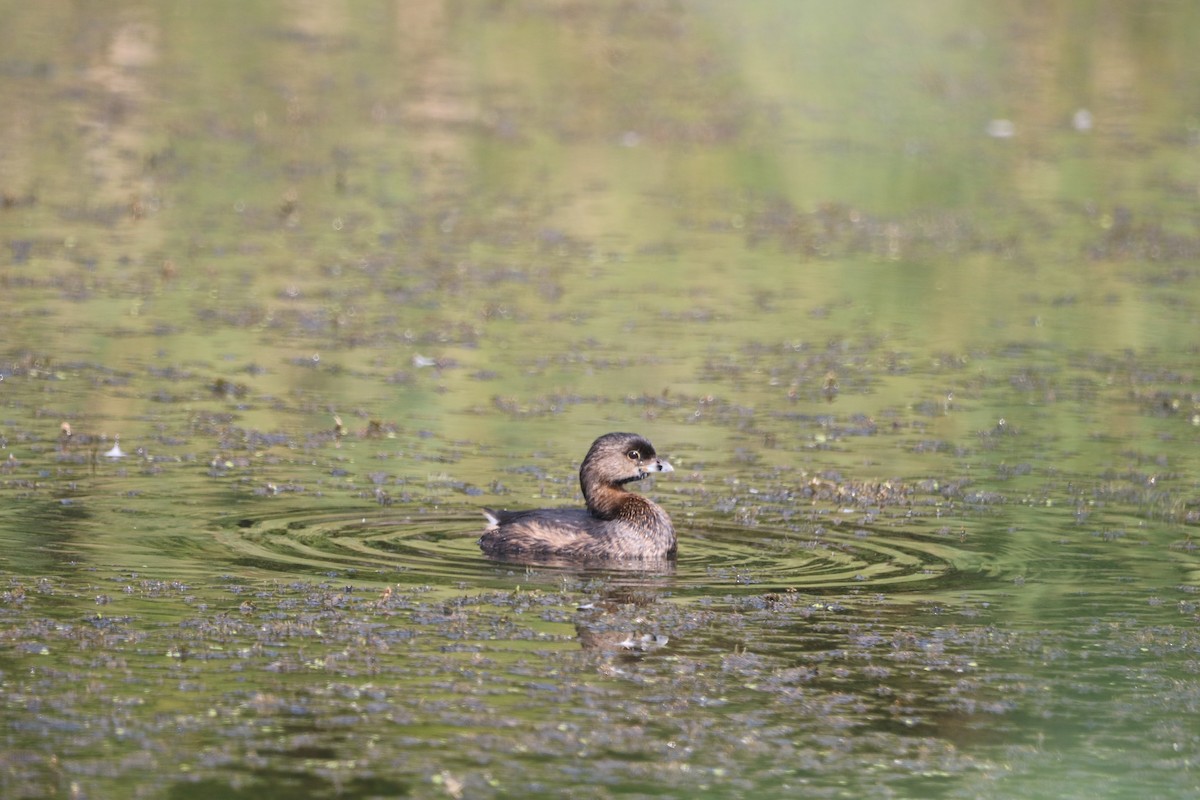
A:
[[2, 2, 1200, 798]]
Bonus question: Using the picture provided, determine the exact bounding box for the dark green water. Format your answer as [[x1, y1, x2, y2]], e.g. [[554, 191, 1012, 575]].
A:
[[2, 2, 1199, 798]]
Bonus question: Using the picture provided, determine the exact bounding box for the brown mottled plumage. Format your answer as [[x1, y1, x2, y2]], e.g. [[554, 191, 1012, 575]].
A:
[[479, 432, 676, 562]]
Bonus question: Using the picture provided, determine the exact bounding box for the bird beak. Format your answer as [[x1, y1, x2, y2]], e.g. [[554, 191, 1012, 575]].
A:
[[648, 458, 673, 474]]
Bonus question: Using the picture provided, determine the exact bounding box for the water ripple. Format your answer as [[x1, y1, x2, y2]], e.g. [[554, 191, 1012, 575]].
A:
[[217, 510, 987, 594]]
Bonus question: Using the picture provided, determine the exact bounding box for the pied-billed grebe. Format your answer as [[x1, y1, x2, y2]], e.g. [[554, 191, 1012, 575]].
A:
[[479, 432, 676, 561]]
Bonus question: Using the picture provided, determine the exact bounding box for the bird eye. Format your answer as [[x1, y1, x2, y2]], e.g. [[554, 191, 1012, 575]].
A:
[[626, 449, 641, 461]]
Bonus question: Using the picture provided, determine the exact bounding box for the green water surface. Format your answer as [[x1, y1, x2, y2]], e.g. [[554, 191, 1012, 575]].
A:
[[2, 2, 1199, 798]]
